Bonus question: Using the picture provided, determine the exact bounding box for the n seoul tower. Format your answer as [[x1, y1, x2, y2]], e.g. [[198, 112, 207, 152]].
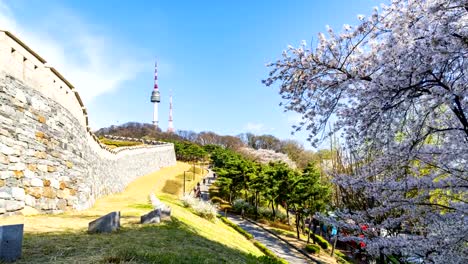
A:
[[150, 62, 161, 129]]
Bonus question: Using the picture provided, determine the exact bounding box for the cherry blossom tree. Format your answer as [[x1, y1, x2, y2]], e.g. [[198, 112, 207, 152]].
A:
[[264, 0, 467, 262]]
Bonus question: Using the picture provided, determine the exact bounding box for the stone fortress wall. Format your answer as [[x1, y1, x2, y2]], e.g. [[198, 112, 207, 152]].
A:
[[0, 31, 176, 215]]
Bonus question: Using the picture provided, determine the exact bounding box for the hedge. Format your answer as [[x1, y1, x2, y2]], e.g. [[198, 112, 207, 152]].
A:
[[335, 250, 353, 264], [219, 216, 253, 240], [313, 234, 330, 250], [305, 244, 321, 254], [253, 241, 288, 264]]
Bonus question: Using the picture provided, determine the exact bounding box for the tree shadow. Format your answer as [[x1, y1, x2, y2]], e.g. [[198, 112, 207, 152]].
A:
[[15, 216, 276, 264], [161, 179, 182, 195]]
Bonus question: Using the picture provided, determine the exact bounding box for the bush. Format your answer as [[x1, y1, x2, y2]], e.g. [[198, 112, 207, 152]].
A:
[[210, 196, 224, 204], [192, 200, 217, 220], [181, 195, 217, 220], [313, 234, 330, 250], [335, 250, 352, 264], [305, 244, 321, 254], [181, 194, 197, 208], [232, 199, 254, 214], [253, 241, 288, 264], [219, 216, 253, 240]]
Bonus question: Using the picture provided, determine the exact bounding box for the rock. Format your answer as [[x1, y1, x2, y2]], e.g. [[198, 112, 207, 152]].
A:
[[0, 224, 24, 262], [11, 187, 25, 201], [30, 178, 43, 187], [160, 207, 171, 221], [0, 154, 8, 164], [25, 187, 42, 199], [0, 187, 11, 199], [56, 199, 67, 211], [0, 171, 13, 180], [50, 179, 60, 189], [42, 187, 56, 198], [38, 199, 55, 210], [24, 195, 36, 207], [37, 164, 47, 172], [88, 211, 120, 233], [5, 200, 24, 212], [140, 209, 161, 224], [0, 143, 14, 155], [23, 169, 34, 179]]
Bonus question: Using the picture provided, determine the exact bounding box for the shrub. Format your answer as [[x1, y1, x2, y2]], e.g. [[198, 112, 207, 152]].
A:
[[181, 195, 217, 220], [210, 196, 224, 204], [192, 200, 217, 220], [335, 250, 352, 264], [181, 194, 197, 208], [313, 234, 330, 250], [232, 199, 253, 214], [253, 241, 288, 264], [219, 216, 253, 240], [305, 244, 320, 254]]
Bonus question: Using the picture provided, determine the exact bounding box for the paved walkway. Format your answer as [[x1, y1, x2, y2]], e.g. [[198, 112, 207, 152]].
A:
[[199, 170, 313, 264]]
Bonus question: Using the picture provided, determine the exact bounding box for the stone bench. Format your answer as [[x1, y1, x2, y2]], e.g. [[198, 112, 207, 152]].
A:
[[140, 207, 171, 224], [88, 211, 120, 233], [0, 224, 23, 262]]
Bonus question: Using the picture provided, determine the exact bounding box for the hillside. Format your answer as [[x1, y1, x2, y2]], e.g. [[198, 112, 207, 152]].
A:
[[0, 162, 271, 263]]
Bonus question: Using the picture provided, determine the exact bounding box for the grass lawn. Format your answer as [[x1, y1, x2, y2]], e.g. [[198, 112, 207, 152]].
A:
[[0, 162, 267, 263]]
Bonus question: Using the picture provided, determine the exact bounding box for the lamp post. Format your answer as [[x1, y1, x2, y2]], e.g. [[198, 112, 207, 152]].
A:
[[183, 171, 186, 194]]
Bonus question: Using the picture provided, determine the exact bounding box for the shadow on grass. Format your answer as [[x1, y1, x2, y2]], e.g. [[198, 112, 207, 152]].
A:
[[17, 217, 279, 264], [161, 179, 182, 195]]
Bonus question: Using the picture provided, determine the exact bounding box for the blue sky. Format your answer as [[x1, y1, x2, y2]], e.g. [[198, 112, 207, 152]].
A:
[[1, 0, 380, 149]]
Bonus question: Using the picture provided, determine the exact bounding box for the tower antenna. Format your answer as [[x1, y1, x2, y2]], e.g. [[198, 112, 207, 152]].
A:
[[150, 60, 161, 129]]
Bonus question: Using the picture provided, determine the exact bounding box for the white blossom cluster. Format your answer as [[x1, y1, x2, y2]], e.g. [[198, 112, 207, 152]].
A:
[[264, 0, 467, 262], [181, 194, 217, 220]]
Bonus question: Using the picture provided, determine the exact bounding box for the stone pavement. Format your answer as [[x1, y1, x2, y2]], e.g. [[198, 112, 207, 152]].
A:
[[199, 170, 313, 264]]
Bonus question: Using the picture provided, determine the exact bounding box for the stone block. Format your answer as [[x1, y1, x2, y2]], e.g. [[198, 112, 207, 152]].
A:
[[37, 164, 47, 172], [30, 178, 43, 187], [5, 200, 24, 212], [0, 224, 23, 262], [160, 207, 171, 221], [42, 187, 56, 199], [11, 187, 25, 201], [13, 171, 23, 179], [140, 209, 161, 224], [25, 187, 41, 199], [0, 187, 11, 199], [0, 171, 13, 180], [88, 211, 120, 233], [0, 154, 8, 164]]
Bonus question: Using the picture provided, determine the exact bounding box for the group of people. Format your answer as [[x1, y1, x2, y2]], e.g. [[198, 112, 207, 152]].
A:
[[192, 172, 217, 199]]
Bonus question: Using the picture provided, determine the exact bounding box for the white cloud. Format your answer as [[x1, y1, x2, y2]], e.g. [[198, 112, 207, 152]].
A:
[[0, 1, 145, 104], [244, 122, 265, 133]]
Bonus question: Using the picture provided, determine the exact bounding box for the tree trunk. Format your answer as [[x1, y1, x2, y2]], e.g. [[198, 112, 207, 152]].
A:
[[296, 212, 301, 239], [254, 192, 258, 220], [286, 203, 290, 226], [271, 200, 276, 219], [301, 216, 306, 235], [307, 214, 313, 244]]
